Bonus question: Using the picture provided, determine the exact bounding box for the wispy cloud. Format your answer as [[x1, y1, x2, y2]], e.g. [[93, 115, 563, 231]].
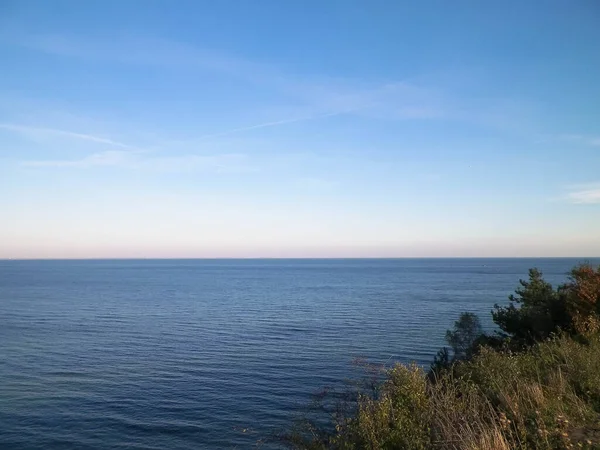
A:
[[564, 183, 600, 204], [556, 134, 600, 147], [21, 150, 251, 173], [0, 123, 135, 149], [22, 150, 134, 168], [15, 34, 280, 85], [295, 177, 339, 190], [8, 34, 455, 120], [141, 153, 251, 173], [194, 109, 357, 141], [3, 32, 540, 140]]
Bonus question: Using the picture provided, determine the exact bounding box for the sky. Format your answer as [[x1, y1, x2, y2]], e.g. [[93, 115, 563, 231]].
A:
[[1, 0, 599, 258]]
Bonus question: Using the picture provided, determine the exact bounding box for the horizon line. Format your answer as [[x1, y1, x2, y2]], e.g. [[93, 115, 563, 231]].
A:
[[2, 256, 599, 261]]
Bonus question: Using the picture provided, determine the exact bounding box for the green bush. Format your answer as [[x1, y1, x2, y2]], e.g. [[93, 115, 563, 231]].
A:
[[286, 336, 600, 449], [341, 364, 431, 450], [492, 264, 600, 348], [282, 264, 600, 450], [492, 268, 572, 346], [446, 312, 483, 360]]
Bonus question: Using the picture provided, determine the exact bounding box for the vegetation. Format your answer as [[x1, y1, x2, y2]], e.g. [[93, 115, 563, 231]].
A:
[[282, 263, 600, 449]]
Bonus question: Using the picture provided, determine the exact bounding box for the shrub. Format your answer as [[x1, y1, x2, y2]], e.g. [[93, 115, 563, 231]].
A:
[[492, 264, 600, 348], [563, 264, 600, 335], [286, 336, 600, 449], [341, 365, 431, 450], [492, 268, 571, 346], [446, 312, 483, 360], [282, 264, 600, 450]]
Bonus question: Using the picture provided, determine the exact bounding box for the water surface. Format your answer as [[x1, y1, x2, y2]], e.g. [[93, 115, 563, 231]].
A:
[[1, 258, 596, 448]]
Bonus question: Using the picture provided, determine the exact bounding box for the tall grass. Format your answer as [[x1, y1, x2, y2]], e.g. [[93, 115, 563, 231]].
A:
[[282, 264, 600, 449], [285, 335, 600, 449]]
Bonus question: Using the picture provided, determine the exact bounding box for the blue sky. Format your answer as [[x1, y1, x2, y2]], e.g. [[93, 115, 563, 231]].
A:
[[1, 0, 599, 258]]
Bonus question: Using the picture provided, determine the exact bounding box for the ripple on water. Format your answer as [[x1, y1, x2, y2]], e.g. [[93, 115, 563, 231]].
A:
[[1, 258, 595, 448]]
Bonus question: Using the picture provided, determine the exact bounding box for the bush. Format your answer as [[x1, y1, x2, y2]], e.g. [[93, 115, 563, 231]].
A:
[[564, 265, 600, 335], [446, 312, 483, 360], [286, 336, 600, 449], [282, 264, 600, 449], [492, 268, 571, 346], [342, 364, 431, 449], [492, 264, 600, 348]]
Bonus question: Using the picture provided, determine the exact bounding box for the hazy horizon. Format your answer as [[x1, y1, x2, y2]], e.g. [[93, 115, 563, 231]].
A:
[[3, 255, 600, 261], [1, 1, 599, 259]]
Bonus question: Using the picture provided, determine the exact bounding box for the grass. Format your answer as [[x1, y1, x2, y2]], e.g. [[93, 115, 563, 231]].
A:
[[284, 335, 600, 449], [281, 264, 600, 449]]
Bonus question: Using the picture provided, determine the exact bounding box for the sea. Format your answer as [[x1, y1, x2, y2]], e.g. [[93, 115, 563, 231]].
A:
[[1, 258, 597, 449]]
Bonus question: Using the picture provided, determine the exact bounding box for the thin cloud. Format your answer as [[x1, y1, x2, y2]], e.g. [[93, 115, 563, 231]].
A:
[[194, 109, 356, 141], [23, 150, 134, 168], [564, 183, 600, 204], [0, 123, 134, 149], [21, 150, 251, 173], [10, 34, 451, 120], [295, 177, 339, 190], [15, 34, 280, 85], [5, 33, 539, 137], [557, 134, 600, 147], [141, 153, 251, 173]]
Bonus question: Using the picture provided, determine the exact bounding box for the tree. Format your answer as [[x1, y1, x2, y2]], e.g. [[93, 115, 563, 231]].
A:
[[492, 268, 570, 346], [430, 264, 600, 377], [445, 312, 483, 360], [429, 347, 450, 377], [563, 264, 600, 335]]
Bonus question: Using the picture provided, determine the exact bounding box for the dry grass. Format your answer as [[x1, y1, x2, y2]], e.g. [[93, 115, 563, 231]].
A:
[[285, 335, 600, 450], [282, 264, 600, 449]]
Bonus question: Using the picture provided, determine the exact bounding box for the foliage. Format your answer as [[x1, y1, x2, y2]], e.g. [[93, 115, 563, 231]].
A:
[[430, 313, 504, 376], [284, 335, 600, 450], [563, 264, 600, 335], [340, 364, 431, 450], [281, 263, 600, 450], [491, 264, 600, 347], [445, 312, 483, 360], [429, 347, 450, 378], [492, 268, 571, 346]]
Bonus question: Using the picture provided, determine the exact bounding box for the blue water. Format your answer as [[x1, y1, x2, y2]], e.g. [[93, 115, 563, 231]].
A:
[[1, 258, 597, 449]]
